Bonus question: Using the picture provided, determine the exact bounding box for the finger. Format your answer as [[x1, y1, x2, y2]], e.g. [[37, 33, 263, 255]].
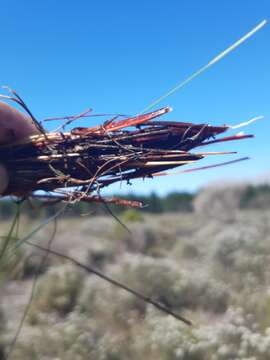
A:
[[0, 101, 40, 145]]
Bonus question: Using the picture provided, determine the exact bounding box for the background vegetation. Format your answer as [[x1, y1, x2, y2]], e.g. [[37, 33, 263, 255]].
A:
[[0, 182, 270, 359], [1, 184, 269, 219]]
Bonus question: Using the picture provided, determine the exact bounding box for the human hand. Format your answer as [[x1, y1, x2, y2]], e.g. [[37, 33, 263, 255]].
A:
[[0, 101, 40, 194]]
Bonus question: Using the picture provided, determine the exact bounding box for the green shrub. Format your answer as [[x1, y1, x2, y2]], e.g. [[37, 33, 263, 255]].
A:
[[240, 185, 270, 209], [181, 243, 201, 259], [121, 209, 144, 223]]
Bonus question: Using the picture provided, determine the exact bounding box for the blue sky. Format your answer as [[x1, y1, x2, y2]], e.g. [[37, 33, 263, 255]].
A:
[[0, 0, 269, 194]]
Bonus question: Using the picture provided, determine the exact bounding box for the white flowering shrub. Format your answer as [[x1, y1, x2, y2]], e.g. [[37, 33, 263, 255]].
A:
[[0, 308, 5, 359], [78, 275, 143, 331], [2, 195, 270, 359], [135, 307, 270, 359], [10, 313, 101, 360], [102, 254, 229, 313], [27, 264, 84, 323], [13, 306, 270, 360], [212, 220, 270, 286]]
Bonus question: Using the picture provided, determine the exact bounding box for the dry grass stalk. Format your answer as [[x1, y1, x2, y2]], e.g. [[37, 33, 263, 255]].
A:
[[0, 101, 253, 207]]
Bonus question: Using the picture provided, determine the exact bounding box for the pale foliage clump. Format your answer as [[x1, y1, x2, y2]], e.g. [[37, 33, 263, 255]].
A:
[[2, 195, 270, 359], [194, 184, 244, 220], [27, 263, 84, 323], [136, 307, 270, 360], [11, 307, 270, 360], [79, 254, 230, 315], [0, 307, 5, 359], [0, 307, 5, 332]]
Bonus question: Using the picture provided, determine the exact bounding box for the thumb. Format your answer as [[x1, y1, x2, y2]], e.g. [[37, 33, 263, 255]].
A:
[[0, 101, 41, 195], [0, 164, 9, 194]]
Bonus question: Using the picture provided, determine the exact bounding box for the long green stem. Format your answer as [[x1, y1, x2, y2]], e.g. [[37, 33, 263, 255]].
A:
[[0, 203, 21, 263], [140, 20, 267, 114]]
